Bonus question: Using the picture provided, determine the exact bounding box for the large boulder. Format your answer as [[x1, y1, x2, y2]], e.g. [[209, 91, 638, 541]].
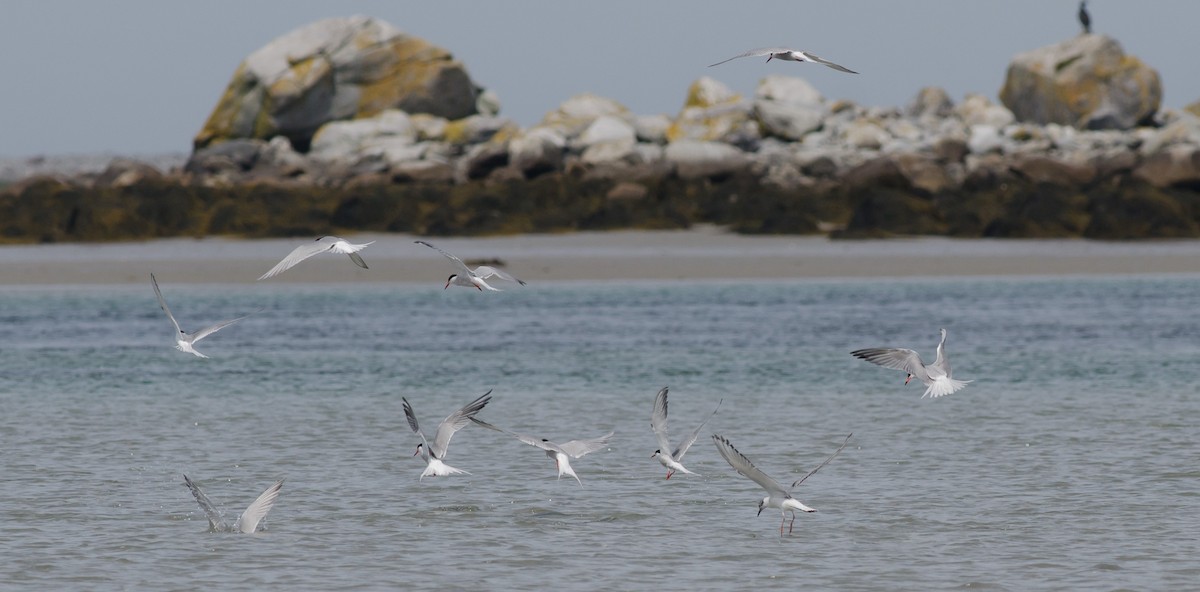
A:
[[667, 77, 754, 143], [753, 75, 825, 141], [999, 34, 1161, 130], [194, 16, 487, 151]]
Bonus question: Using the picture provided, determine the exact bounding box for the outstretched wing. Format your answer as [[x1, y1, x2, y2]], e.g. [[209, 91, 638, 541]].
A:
[[234, 479, 284, 534], [708, 47, 786, 67], [674, 399, 722, 462], [182, 474, 225, 531], [559, 432, 613, 459], [430, 391, 493, 458], [470, 417, 564, 454], [790, 433, 852, 489], [931, 328, 952, 376], [851, 347, 931, 382], [799, 51, 858, 74], [258, 238, 336, 280], [473, 266, 525, 286], [191, 314, 250, 343], [151, 273, 182, 334], [414, 240, 473, 277], [711, 434, 787, 496], [401, 397, 427, 449], [650, 387, 674, 455]]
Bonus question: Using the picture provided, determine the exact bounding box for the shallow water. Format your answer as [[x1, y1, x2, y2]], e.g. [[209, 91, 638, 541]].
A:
[[1, 277, 1198, 590]]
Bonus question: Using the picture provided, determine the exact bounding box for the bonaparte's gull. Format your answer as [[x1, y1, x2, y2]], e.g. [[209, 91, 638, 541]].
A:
[[708, 47, 858, 73], [151, 273, 250, 358], [414, 240, 525, 291], [183, 474, 284, 534], [650, 387, 722, 479], [851, 328, 972, 398], [402, 391, 492, 479], [257, 236, 374, 280], [711, 433, 851, 536], [471, 417, 612, 486]]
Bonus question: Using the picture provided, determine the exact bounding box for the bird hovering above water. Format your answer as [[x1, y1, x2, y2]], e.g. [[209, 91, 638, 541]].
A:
[[711, 433, 852, 536], [402, 391, 492, 479], [182, 475, 284, 534], [257, 236, 374, 280], [470, 417, 613, 486], [650, 387, 722, 479], [414, 240, 526, 291], [851, 328, 972, 399], [708, 47, 858, 73], [151, 273, 251, 358]]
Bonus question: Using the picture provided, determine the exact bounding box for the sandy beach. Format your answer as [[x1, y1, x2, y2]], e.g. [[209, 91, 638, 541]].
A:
[[3, 226, 1200, 285]]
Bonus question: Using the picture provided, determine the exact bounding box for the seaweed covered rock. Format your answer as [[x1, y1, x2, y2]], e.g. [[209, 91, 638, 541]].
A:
[[999, 34, 1161, 130], [194, 16, 487, 151]]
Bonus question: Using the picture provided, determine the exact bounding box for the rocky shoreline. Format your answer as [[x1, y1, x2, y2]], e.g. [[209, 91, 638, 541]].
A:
[[3, 16, 1200, 244]]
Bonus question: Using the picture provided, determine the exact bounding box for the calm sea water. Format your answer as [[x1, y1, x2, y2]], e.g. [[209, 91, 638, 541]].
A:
[[1, 276, 1198, 591]]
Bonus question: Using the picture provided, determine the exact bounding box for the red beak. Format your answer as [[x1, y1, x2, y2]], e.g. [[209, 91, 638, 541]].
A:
[[904, 375, 912, 385]]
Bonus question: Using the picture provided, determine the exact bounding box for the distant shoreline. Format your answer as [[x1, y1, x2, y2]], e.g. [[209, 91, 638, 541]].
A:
[[3, 226, 1199, 286]]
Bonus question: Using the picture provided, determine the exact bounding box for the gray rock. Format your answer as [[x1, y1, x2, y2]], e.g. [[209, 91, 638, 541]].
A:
[[541, 93, 628, 138], [968, 125, 1005, 154], [906, 87, 954, 119], [579, 116, 637, 147], [185, 139, 266, 175], [410, 114, 449, 142], [476, 89, 502, 117], [509, 128, 565, 176], [754, 75, 824, 106], [957, 94, 1015, 128], [457, 141, 510, 182], [194, 16, 485, 149], [999, 34, 1161, 130], [445, 115, 518, 145], [308, 110, 416, 161], [1133, 145, 1200, 187], [665, 140, 747, 179], [632, 114, 671, 144], [755, 101, 824, 141], [94, 158, 165, 188], [844, 121, 890, 150]]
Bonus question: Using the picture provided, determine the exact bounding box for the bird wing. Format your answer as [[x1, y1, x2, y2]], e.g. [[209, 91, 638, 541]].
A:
[[191, 314, 250, 343], [674, 398, 722, 462], [401, 396, 428, 447], [650, 387, 674, 456], [430, 390, 493, 458], [850, 347, 931, 382], [799, 52, 858, 74], [559, 432, 613, 459], [708, 47, 787, 67], [469, 417, 562, 453], [234, 479, 284, 534], [473, 266, 525, 286], [182, 474, 226, 531], [414, 240, 474, 277], [711, 434, 787, 496], [790, 433, 852, 489], [150, 273, 182, 334], [932, 329, 952, 376], [257, 238, 335, 280]]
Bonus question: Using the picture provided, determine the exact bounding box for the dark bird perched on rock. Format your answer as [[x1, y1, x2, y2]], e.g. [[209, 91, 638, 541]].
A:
[[1078, 1, 1092, 34]]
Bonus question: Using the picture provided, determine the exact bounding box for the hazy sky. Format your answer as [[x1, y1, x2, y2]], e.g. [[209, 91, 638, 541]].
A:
[[2, 1, 1197, 157]]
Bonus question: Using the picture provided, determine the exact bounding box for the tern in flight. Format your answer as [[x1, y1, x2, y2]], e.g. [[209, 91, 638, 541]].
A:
[[712, 433, 851, 536], [183, 475, 284, 534], [708, 47, 858, 73], [471, 417, 612, 486], [650, 387, 722, 479], [402, 391, 492, 479], [257, 236, 374, 280], [414, 240, 525, 291], [151, 273, 250, 358], [851, 328, 971, 398]]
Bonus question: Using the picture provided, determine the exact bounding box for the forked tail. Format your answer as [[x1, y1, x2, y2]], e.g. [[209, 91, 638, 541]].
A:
[[420, 459, 469, 480], [923, 376, 972, 398]]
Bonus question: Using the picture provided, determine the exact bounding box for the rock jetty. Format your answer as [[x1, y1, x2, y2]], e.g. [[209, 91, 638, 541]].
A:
[[3, 17, 1199, 243]]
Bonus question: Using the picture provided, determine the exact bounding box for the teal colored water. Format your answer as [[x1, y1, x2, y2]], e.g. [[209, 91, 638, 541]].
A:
[[1, 277, 1198, 590]]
